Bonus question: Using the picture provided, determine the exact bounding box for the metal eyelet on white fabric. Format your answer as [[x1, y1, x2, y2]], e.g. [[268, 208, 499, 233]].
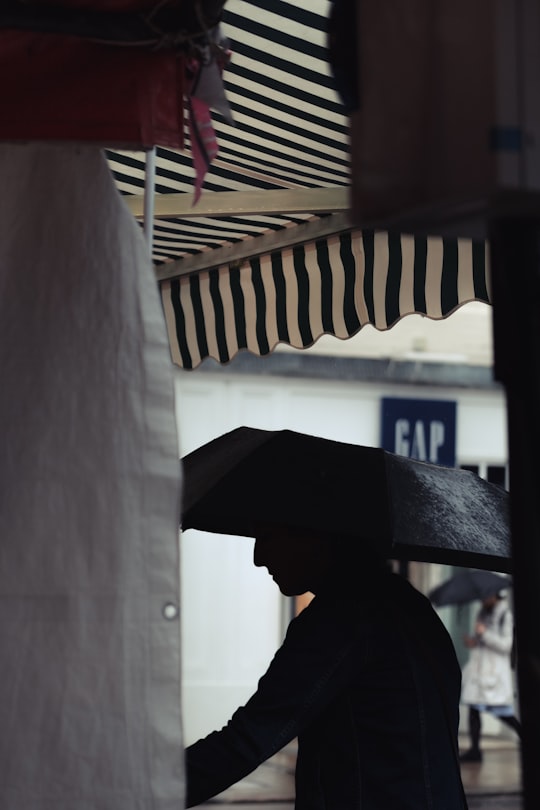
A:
[[162, 602, 179, 620]]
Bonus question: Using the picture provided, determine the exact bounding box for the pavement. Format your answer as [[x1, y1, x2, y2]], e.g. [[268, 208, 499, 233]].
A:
[[200, 735, 522, 810]]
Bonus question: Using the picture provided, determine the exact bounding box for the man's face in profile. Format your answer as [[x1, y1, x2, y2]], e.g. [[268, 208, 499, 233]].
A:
[[253, 525, 334, 596]]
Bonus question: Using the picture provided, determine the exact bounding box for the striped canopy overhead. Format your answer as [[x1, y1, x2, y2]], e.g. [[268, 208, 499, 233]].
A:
[[107, 0, 492, 369], [162, 230, 490, 369]]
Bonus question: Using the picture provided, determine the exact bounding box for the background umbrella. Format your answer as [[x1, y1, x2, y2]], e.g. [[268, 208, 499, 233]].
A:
[[429, 570, 512, 607], [181, 426, 512, 573]]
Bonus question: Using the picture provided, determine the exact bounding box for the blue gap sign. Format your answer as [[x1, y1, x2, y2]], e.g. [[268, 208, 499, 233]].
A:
[[381, 397, 457, 467]]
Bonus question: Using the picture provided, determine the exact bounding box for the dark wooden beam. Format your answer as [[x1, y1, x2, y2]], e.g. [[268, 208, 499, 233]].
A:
[[490, 192, 540, 810]]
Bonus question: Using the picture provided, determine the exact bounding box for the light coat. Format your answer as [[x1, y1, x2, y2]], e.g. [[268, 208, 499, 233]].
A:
[[461, 598, 515, 707]]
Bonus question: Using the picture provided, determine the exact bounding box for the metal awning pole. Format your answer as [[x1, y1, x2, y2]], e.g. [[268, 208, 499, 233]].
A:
[[143, 146, 157, 259]]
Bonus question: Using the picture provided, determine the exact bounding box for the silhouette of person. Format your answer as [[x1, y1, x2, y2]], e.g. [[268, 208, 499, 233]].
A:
[[460, 592, 521, 763], [185, 525, 467, 809]]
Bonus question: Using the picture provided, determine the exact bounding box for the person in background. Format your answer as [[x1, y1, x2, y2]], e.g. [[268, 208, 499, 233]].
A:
[[460, 591, 521, 763], [185, 525, 467, 809]]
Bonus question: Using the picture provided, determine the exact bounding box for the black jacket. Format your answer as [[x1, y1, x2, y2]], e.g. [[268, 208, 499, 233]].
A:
[[186, 571, 466, 809]]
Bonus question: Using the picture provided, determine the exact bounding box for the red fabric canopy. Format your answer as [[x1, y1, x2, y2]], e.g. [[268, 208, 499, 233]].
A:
[[0, 1, 188, 148]]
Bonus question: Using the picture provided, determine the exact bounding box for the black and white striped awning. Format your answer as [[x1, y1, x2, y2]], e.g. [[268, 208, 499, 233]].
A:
[[107, 0, 492, 370], [108, 0, 349, 262], [161, 229, 490, 369]]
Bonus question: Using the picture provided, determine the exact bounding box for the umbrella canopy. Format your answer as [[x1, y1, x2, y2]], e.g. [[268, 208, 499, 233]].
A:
[[429, 570, 512, 607], [181, 426, 511, 573]]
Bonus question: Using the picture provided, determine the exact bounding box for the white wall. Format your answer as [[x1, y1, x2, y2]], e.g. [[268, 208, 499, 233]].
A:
[[176, 381, 287, 744], [175, 369, 508, 743], [280, 302, 494, 367]]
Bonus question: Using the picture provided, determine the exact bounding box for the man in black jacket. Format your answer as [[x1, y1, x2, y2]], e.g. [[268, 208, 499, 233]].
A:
[[186, 526, 467, 810]]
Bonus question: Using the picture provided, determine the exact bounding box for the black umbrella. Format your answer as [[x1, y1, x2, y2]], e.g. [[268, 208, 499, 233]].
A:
[[181, 426, 512, 573], [429, 570, 512, 607]]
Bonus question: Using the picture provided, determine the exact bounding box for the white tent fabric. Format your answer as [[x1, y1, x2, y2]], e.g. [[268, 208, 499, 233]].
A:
[[0, 145, 183, 809]]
